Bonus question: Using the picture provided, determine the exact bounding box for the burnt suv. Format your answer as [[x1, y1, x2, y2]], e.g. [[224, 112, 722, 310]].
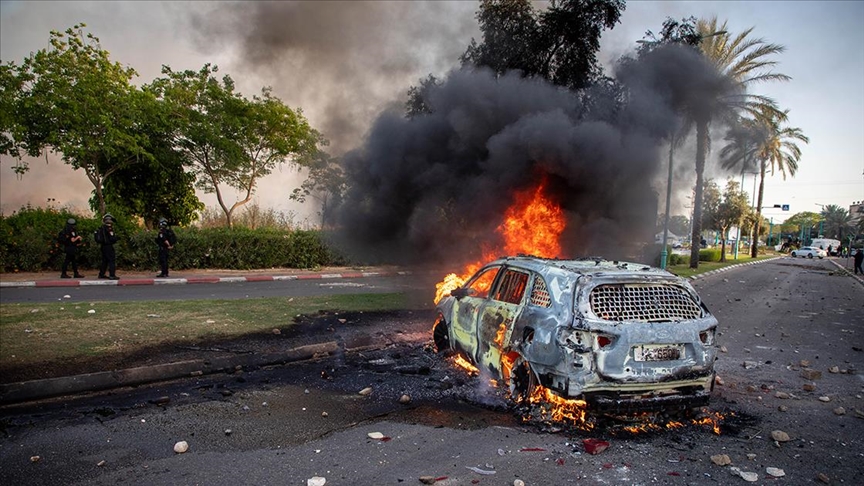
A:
[[433, 256, 718, 412]]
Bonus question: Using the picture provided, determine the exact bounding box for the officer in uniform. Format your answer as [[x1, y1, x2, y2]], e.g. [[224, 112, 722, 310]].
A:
[[155, 218, 176, 278], [59, 218, 84, 278], [96, 213, 119, 280]]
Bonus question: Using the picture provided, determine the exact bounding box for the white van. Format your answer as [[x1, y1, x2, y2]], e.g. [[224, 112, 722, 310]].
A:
[[811, 238, 841, 255]]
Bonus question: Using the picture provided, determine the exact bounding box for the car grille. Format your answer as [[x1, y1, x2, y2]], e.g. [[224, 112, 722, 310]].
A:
[[589, 284, 702, 322]]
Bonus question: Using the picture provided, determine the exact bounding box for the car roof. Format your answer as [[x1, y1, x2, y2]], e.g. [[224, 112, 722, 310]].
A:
[[488, 255, 673, 278]]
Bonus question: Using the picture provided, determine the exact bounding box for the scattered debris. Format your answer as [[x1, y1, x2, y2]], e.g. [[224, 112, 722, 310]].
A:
[[322, 411, 329, 418], [63, 295, 71, 299], [272, 328, 281, 335], [720, 346, 728, 353], [519, 447, 547, 452], [514, 481, 525, 486], [766, 467, 785, 478], [817, 473, 830, 483], [743, 361, 760, 369], [358, 387, 373, 396], [173, 441, 189, 454], [30, 456, 40, 463], [368, 432, 384, 440], [778, 405, 788, 412], [803, 383, 816, 392], [466, 466, 496, 475], [828, 366, 840, 374], [307, 477, 326, 486], [833, 407, 846, 415], [771, 430, 791, 442], [399, 394, 412, 404], [224, 429, 232, 436], [801, 369, 822, 380], [419, 476, 437, 484], [775, 392, 790, 399], [97, 460, 106, 467], [87, 309, 96, 314], [711, 454, 732, 466], [730, 467, 759, 482], [818, 396, 831, 402], [146, 314, 160, 318], [205, 319, 215, 324], [746, 454, 757, 461], [583, 439, 610, 455]]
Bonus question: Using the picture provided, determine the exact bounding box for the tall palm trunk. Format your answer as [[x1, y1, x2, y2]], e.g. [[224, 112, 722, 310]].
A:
[[751, 159, 767, 257], [689, 120, 709, 268]]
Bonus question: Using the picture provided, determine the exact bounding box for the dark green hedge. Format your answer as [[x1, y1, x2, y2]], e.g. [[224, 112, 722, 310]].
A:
[[0, 207, 344, 273]]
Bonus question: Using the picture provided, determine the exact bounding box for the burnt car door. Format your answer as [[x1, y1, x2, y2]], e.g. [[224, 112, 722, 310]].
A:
[[475, 267, 530, 377], [450, 266, 501, 359]]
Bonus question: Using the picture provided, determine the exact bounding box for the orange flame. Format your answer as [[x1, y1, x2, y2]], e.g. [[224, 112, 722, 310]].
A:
[[493, 323, 507, 347], [451, 355, 479, 376], [527, 386, 592, 428], [434, 179, 566, 303]]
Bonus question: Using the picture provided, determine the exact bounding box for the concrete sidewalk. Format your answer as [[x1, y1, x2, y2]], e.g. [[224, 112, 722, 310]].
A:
[[0, 266, 411, 288]]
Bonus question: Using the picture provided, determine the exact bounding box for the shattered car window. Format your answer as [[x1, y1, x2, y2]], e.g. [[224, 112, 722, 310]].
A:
[[494, 269, 529, 304], [466, 266, 499, 299], [529, 275, 551, 307]]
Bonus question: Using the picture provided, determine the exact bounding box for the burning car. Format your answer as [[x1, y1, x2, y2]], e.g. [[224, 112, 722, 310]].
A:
[[433, 255, 718, 413]]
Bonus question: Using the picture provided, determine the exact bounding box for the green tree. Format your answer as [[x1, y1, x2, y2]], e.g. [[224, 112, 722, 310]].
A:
[[290, 150, 347, 229], [669, 215, 690, 238], [706, 179, 750, 262], [7, 24, 155, 215], [721, 106, 808, 257], [148, 65, 320, 227], [405, 74, 442, 118], [680, 17, 790, 269], [461, 0, 625, 91]]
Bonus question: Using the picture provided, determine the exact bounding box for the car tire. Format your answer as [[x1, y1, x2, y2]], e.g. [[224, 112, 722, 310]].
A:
[[808, 254, 813, 259], [791, 252, 797, 257], [508, 356, 539, 403], [432, 315, 451, 353]]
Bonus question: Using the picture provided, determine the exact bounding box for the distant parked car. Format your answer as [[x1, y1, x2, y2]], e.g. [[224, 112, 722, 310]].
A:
[[791, 246, 827, 259]]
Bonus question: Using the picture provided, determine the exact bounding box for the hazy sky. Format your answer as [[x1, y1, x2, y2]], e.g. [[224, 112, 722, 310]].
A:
[[1, 1, 862, 226]]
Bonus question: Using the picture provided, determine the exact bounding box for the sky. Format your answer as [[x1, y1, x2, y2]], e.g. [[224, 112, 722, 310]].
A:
[[1, 0, 862, 227]]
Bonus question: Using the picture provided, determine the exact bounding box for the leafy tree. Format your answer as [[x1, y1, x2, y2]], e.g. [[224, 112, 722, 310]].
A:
[[405, 74, 442, 118], [721, 106, 808, 256], [290, 150, 347, 229], [782, 211, 821, 242], [705, 179, 749, 262], [6, 24, 155, 215], [461, 0, 625, 91], [148, 65, 320, 227], [669, 215, 690, 237], [700, 179, 722, 242]]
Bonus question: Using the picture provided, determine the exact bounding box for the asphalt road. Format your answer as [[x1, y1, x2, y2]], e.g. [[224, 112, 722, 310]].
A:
[[0, 274, 438, 304], [1, 258, 862, 485]]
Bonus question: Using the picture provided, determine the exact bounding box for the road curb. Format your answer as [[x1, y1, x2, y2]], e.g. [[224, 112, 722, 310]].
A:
[[687, 256, 783, 281], [0, 271, 412, 289], [0, 341, 339, 406]]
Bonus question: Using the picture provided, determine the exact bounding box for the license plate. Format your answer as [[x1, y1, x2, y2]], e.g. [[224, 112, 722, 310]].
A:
[[633, 345, 682, 362]]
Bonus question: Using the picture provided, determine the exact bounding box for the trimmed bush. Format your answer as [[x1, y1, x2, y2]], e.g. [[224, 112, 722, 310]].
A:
[[699, 248, 722, 262]]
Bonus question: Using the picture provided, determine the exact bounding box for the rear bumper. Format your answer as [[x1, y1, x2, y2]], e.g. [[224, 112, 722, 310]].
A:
[[584, 389, 711, 413]]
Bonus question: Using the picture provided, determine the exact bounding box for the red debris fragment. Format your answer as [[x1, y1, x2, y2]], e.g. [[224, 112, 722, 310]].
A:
[[471, 480, 480, 484], [434, 477, 448, 482], [668, 472, 681, 476], [583, 438, 611, 455], [380, 436, 392, 442], [602, 463, 614, 469], [519, 447, 547, 452], [556, 458, 565, 466]]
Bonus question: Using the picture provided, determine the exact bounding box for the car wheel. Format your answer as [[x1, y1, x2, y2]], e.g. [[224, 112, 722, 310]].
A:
[[791, 252, 797, 257], [432, 314, 451, 353], [508, 356, 539, 403], [808, 254, 813, 259]]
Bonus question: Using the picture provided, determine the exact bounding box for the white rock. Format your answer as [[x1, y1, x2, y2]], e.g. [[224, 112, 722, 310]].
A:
[[88, 309, 96, 314], [97, 460, 106, 467], [766, 467, 785, 477], [206, 319, 215, 324], [307, 477, 326, 486], [730, 467, 758, 482], [818, 396, 831, 402], [771, 430, 791, 442], [399, 394, 411, 404], [63, 295, 71, 299], [358, 387, 373, 396], [173, 441, 189, 453], [367, 432, 384, 439], [514, 481, 525, 486]]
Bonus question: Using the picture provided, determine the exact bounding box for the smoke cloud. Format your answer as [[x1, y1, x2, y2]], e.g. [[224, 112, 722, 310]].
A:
[[185, 1, 478, 154], [333, 43, 735, 268]]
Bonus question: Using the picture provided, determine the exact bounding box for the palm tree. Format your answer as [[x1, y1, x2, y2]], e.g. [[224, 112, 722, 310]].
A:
[[821, 205, 854, 241], [721, 107, 808, 257], [683, 18, 790, 268]]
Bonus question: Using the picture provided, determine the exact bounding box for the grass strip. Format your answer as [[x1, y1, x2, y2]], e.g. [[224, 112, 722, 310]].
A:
[[0, 293, 409, 374]]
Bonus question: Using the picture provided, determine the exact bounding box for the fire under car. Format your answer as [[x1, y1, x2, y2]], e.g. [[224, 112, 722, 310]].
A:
[[433, 256, 718, 413]]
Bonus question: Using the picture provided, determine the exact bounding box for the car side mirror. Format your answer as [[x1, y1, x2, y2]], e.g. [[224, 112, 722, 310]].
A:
[[450, 287, 470, 300]]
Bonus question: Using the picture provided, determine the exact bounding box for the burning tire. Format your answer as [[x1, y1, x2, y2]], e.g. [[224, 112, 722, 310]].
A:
[[508, 356, 538, 403], [432, 315, 451, 353]]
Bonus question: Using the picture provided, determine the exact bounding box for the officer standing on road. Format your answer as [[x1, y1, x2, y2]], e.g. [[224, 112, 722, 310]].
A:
[[155, 218, 176, 278], [95, 214, 119, 280], [59, 218, 84, 279], [854, 248, 864, 275]]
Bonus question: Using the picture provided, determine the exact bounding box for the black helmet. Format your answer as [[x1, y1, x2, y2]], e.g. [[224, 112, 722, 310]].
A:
[[103, 213, 114, 223], [158, 218, 168, 228], [67, 218, 76, 225]]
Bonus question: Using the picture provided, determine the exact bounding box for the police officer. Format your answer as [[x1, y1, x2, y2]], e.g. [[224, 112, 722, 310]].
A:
[[59, 218, 84, 278], [155, 218, 176, 278], [95, 213, 119, 280]]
